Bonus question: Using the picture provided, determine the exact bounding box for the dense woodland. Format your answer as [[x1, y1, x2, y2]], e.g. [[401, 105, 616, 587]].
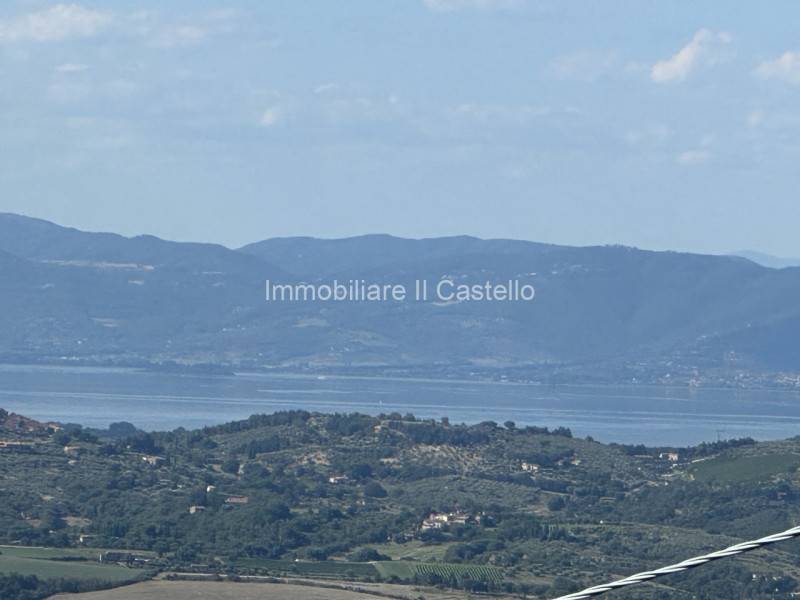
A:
[[6, 213, 800, 380], [2, 409, 800, 599]]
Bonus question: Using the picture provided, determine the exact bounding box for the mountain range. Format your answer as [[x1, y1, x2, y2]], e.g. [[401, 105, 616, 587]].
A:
[[730, 250, 800, 270], [1, 212, 799, 375]]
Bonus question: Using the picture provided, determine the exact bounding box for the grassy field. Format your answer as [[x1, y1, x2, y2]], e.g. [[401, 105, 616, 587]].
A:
[[400, 476, 541, 510], [49, 579, 515, 600], [49, 580, 391, 599], [690, 452, 800, 483], [234, 556, 504, 584], [368, 540, 453, 562], [235, 558, 379, 579], [0, 545, 148, 583], [375, 560, 503, 582]]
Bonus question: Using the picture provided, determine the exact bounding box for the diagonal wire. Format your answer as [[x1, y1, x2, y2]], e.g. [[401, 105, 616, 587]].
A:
[[551, 524, 800, 600]]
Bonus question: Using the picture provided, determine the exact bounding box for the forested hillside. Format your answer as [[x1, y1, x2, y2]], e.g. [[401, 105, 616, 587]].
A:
[[2, 409, 800, 599], [3, 213, 800, 376]]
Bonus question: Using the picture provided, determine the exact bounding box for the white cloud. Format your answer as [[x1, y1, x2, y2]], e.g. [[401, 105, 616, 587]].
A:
[[450, 103, 551, 125], [149, 24, 207, 48], [743, 109, 800, 131], [314, 82, 339, 95], [651, 29, 732, 83], [105, 79, 139, 99], [304, 83, 409, 126], [47, 80, 92, 104], [55, 63, 89, 73], [550, 50, 617, 82], [0, 4, 111, 43], [423, 0, 525, 12], [746, 109, 765, 129], [259, 107, 282, 127], [754, 51, 800, 85], [676, 149, 711, 165], [47, 76, 140, 106], [677, 135, 714, 166], [624, 123, 672, 146], [125, 9, 238, 49]]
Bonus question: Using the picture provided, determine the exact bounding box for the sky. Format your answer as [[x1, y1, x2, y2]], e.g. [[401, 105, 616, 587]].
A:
[[1, 1, 799, 255]]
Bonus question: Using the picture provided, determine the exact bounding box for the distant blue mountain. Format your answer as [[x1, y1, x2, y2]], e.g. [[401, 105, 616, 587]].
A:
[[731, 250, 800, 270], [2, 213, 800, 373]]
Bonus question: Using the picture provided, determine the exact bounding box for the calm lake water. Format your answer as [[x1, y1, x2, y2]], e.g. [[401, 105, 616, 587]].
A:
[[2, 364, 800, 446]]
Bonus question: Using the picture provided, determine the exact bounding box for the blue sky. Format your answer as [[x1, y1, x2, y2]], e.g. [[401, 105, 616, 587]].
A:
[[1, 1, 799, 254]]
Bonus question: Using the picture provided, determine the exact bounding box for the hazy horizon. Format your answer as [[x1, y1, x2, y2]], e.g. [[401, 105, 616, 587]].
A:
[[2, 5, 800, 599], [6, 210, 800, 266], [2, 1, 800, 255]]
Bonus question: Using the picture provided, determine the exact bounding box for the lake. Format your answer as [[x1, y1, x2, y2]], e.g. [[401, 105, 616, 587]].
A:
[[2, 364, 800, 446]]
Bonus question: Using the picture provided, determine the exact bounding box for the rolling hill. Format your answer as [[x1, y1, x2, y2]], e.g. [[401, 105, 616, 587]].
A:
[[1, 213, 800, 374]]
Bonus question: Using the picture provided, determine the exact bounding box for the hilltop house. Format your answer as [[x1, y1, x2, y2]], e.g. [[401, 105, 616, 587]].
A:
[[521, 461, 540, 473], [421, 511, 473, 530], [142, 455, 165, 467], [224, 495, 249, 505], [100, 552, 151, 565], [0, 440, 34, 451]]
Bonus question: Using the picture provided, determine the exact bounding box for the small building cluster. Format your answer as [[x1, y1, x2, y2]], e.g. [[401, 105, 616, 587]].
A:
[[100, 551, 151, 566], [142, 455, 165, 467], [521, 461, 540, 473], [188, 492, 249, 514], [420, 510, 475, 531], [659, 452, 680, 462], [224, 495, 249, 505], [0, 440, 34, 451]]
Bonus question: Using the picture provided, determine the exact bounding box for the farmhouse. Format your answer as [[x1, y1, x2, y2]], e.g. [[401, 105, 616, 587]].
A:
[[142, 455, 166, 467], [0, 411, 52, 434], [328, 475, 349, 485], [225, 495, 250, 505], [421, 518, 444, 530], [0, 440, 34, 451], [100, 551, 151, 565], [421, 511, 473, 530]]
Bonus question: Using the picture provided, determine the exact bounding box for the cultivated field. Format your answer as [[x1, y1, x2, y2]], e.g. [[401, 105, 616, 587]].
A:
[[233, 557, 504, 583], [690, 451, 800, 483], [50, 580, 414, 599], [0, 546, 147, 583], [369, 540, 452, 562], [375, 561, 503, 582], [236, 558, 379, 578], [48, 578, 518, 600]]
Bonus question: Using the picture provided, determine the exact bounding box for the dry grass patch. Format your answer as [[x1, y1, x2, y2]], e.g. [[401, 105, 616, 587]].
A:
[[49, 580, 390, 600]]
